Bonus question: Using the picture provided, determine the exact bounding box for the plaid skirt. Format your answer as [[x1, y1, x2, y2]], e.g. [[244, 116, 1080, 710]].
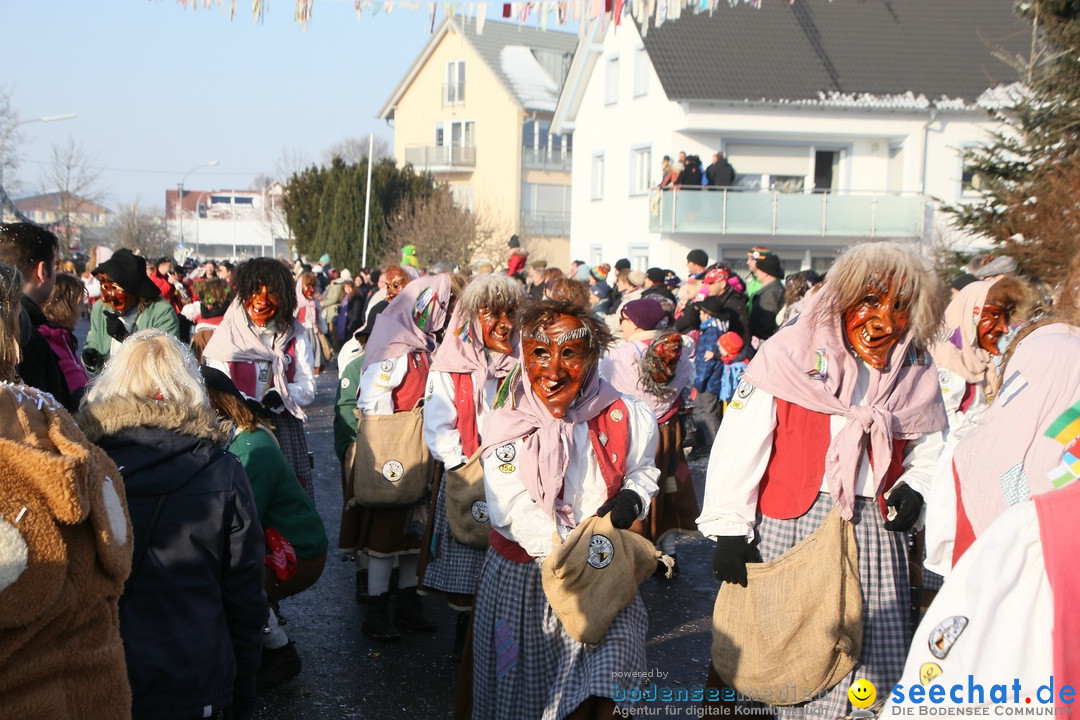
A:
[[755, 493, 909, 720], [420, 478, 484, 595], [272, 411, 315, 505], [472, 550, 649, 720]]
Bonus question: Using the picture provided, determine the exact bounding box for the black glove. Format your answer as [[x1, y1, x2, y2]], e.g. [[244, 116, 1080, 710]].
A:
[[105, 313, 129, 342], [884, 483, 924, 532], [596, 489, 642, 529], [81, 347, 104, 375], [712, 535, 751, 587], [262, 389, 286, 414]]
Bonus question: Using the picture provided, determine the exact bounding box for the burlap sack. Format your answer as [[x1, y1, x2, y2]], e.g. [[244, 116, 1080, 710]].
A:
[[711, 507, 862, 705], [542, 513, 660, 644], [351, 403, 432, 508], [444, 451, 490, 548]]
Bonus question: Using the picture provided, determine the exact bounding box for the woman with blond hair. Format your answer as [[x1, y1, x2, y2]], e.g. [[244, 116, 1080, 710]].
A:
[[77, 329, 265, 720], [0, 260, 134, 720]]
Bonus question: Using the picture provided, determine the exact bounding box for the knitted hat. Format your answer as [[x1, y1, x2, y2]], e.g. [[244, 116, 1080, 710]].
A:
[[973, 255, 1017, 278], [646, 267, 667, 285], [508, 234, 521, 248], [621, 298, 669, 331], [756, 253, 784, 279], [718, 331, 744, 361], [614, 258, 632, 271], [686, 249, 709, 267], [747, 246, 771, 259], [664, 271, 681, 288], [590, 263, 611, 282], [92, 249, 162, 300], [339, 269, 353, 282], [319, 254, 331, 264], [950, 273, 978, 292], [627, 270, 646, 288], [703, 267, 730, 285], [697, 296, 727, 318]]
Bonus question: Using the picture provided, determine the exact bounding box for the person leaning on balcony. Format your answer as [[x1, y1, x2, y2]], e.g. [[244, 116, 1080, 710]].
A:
[[658, 155, 680, 189]]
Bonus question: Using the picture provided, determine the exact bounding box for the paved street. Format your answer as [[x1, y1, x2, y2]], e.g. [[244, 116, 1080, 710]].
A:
[[255, 367, 720, 719]]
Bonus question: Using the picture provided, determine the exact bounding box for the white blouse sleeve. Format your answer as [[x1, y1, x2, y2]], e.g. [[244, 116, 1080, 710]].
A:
[[696, 383, 778, 539], [286, 329, 317, 407], [621, 394, 661, 519], [484, 440, 559, 559], [358, 356, 407, 416], [424, 370, 467, 469]]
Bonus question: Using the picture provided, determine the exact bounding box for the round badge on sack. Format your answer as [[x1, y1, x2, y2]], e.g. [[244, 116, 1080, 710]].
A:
[[495, 444, 516, 463], [340, 377, 351, 390], [471, 501, 489, 524], [382, 460, 404, 482], [587, 534, 614, 569]]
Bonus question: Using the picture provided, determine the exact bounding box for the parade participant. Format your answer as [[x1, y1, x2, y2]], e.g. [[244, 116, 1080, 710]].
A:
[[472, 299, 659, 719], [699, 242, 947, 718], [202, 258, 317, 503], [186, 277, 230, 362], [84, 249, 180, 374], [41, 272, 92, 403], [201, 366, 328, 691], [348, 274, 455, 641], [0, 261, 134, 720], [422, 274, 524, 657], [77, 330, 265, 720], [358, 264, 410, 343], [937, 255, 1080, 571], [601, 297, 696, 575], [295, 270, 329, 375]]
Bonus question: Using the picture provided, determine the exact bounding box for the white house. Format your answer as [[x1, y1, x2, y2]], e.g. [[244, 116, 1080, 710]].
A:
[[166, 183, 293, 261], [553, 0, 1029, 275]]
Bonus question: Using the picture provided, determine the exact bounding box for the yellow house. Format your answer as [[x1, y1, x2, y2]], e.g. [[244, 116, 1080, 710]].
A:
[[378, 17, 577, 268]]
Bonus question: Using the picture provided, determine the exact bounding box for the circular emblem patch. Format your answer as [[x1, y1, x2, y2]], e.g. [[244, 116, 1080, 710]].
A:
[[495, 444, 516, 463], [471, 501, 489, 524], [382, 460, 404, 482], [736, 380, 754, 399], [928, 616, 969, 659], [340, 377, 351, 390], [609, 409, 624, 422], [498, 463, 516, 474], [380, 360, 393, 372], [587, 534, 615, 569]]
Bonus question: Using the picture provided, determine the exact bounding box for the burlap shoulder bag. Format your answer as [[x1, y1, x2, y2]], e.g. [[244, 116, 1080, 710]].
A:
[[351, 399, 433, 508], [542, 513, 660, 645], [443, 450, 490, 548], [711, 506, 862, 705]]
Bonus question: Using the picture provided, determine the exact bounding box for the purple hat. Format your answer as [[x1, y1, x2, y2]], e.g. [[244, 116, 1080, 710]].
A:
[[621, 298, 670, 331]]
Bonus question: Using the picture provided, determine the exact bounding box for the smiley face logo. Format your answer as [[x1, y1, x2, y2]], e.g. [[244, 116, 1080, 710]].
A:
[[848, 679, 876, 709]]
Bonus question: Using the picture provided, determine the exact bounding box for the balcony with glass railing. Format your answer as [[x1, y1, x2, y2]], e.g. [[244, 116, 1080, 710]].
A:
[[403, 145, 477, 172], [520, 211, 571, 238], [522, 147, 573, 172], [648, 187, 927, 239]]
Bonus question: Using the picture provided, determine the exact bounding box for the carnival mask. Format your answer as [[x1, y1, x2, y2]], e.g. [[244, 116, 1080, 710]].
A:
[[842, 276, 911, 370], [976, 304, 1010, 355], [648, 331, 683, 385], [301, 282, 316, 300], [480, 307, 515, 355], [244, 284, 279, 327], [384, 267, 409, 303], [522, 314, 591, 419], [98, 273, 136, 314]]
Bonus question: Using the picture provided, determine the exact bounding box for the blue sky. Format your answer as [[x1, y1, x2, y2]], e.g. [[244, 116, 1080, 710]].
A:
[[1, 0, 573, 212]]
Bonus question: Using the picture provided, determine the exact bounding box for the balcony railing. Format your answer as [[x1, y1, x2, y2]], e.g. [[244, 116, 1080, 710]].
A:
[[648, 187, 927, 239], [522, 147, 573, 172], [520, 212, 571, 238], [403, 145, 477, 171]]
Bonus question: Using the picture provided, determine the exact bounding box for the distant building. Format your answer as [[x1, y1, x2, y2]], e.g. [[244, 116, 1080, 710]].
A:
[[8, 191, 110, 252], [379, 17, 577, 268], [554, 0, 1029, 275], [165, 183, 293, 260]]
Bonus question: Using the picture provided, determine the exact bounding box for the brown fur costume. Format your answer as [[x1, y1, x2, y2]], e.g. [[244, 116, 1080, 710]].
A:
[[0, 384, 133, 720]]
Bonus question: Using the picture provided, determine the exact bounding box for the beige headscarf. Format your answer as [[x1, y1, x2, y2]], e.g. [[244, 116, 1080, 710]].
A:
[[929, 279, 999, 384]]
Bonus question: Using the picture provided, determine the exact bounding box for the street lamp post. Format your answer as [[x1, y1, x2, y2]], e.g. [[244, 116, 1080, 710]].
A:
[[0, 113, 77, 220], [178, 160, 219, 258]]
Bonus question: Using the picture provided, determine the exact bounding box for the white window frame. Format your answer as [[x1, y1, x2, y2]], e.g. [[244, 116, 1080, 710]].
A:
[[605, 55, 619, 106], [959, 145, 984, 198], [591, 154, 605, 200], [632, 47, 648, 98], [445, 59, 466, 105], [629, 145, 652, 196], [629, 243, 649, 272]]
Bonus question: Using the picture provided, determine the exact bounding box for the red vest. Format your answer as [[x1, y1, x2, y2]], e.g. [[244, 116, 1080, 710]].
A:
[[491, 398, 631, 563], [391, 352, 430, 412], [450, 372, 481, 457], [951, 460, 977, 567], [228, 337, 298, 398], [758, 399, 905, 520], [1035, 482, 1080, 699]]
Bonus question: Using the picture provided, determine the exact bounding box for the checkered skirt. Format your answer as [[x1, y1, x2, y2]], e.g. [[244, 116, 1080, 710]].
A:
[[755, 493, 910, 720], [272, 411, 315, 504], [472, 549, 649, 720], [419, 479, 484, 595]]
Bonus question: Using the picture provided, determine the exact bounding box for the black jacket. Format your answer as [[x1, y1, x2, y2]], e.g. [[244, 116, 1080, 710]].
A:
[[90, 408, 265, 720], [750, 278, 785, 342], [19, 296, 74, 411], [676, 288, 751, 349]]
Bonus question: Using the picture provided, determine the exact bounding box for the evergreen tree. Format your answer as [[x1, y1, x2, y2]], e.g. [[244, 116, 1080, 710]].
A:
[[948, 0, 1080, 285]]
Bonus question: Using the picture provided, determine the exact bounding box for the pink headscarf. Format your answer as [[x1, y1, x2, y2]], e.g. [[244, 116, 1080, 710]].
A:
[[954, 323, 1080, 535], [430, 305, 518, 409], [741, 287, 946, 519], [929, 279, 998, 384], [294, 275, 322, 326], [361, 274, 452, 373], [201, 301, 308, 419], [482, 342, 621, 529], [600, 332, 693, 418]]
